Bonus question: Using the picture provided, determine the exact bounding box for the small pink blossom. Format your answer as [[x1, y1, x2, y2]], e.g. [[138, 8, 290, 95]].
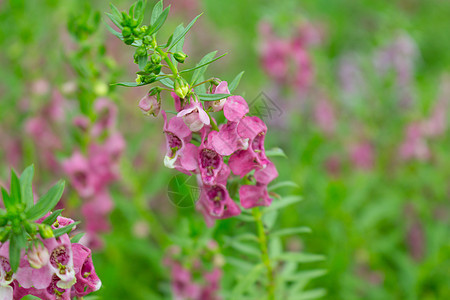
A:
[[177, 100, 210, 132], [139, 93, 161, 117]]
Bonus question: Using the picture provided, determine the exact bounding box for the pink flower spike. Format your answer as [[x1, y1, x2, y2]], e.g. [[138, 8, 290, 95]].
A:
[[177, 100, 210, 132], [223, 96, 249, 122], [62, 151, 94, 198], [239, 184, 273, 209], [92, 98, 118, 137], [162, 111, 192, 169]]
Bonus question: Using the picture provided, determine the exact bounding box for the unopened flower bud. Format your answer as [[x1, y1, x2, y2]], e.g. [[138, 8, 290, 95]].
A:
[[124, 37, 135, 45], [0, 227, 10, 242], [27, 244, 50, 269], [153, 64, 162, 75], [39, 224, 54, 239], [143, 35, 152, 45], [138, 93, 161, 117], [174, 77, 189, 99], [25, 222, 37, 235], [122, 27, 132, 38], [151, 53, 161, 64], [173, 51, 187, 63]]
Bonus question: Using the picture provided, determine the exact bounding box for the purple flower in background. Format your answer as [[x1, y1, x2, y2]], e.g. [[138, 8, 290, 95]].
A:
[[314, 98, 336, 135]]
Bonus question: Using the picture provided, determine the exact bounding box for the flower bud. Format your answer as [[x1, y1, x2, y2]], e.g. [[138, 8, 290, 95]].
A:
[[174, 77, 189, 99], [143, 35, 152, 45], [124, 37, 135, 45], [25, 222, 37, 235], [122, 27, 132, 38], [27, 243, 50, 269], [173, 51, 187, 63], [0, 227, 10, 242], [153, 64, 162, 75], [138, 93, 161, 117], [151, 53, 162, 64], [39, 224, 54, 239]]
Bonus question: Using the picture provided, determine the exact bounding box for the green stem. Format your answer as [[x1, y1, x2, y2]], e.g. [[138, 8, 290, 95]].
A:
[[252, 207, 275, 300], [156, 48, 178, 76]]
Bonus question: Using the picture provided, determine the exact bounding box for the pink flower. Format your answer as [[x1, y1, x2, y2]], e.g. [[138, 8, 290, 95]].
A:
[[43, 235, 76, 286], [177, 100, 210, 131], [205, 81, 230, 112], [200, 268, 222, 300], [198, 132, 226, 185], [162, 111, 196, 172], [62, 151, 95, 198], [92, 98, 118, 137], [0, 242, 15, 299], [314, 98, 336, 135], [71, 243, 102, 297], [27, 244, 50, 269], [399, 123, 430, 161], [197, 183, 241, 226], [350, 141, 374, 170], [223, 96, 249, 122], [239, 184, 273, 209], [139, 93, 161, 117]]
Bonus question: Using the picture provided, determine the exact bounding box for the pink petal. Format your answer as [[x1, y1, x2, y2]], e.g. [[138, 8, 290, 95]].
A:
[[223, 96, 249, 122]]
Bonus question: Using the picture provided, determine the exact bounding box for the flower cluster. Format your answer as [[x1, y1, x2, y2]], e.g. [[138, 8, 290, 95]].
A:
[[164, 242, 222, 300], [258, 21, 321, 91], [63, 98, 125, 248], [156, 81, 278, 225], [0, 213, 100, 300]]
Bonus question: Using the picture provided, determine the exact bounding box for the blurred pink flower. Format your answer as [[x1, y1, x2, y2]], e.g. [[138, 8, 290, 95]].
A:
[[314, 98, 336, 135], [350, 141, 374, 170]]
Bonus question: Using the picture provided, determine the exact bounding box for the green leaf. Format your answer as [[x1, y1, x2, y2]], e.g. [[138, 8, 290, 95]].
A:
[[197, 93, 231, 102], [104, 19, 123, 39], [168, 13, 202, 51], [160, 33, 173, 48], [228, 240, 260, 257], [274, 252, 325, 264], [264, 196, 303, 213], [150, 0, 163, 25], [270, 227, 312, 238], [20, 165, 34, 209], [53, 221, 80, 238], [268, 181, 298, 191], [109, 3, 122, 20], [147, 6, 170, 36], [110, 82, 143, 87], [41, 209, 64, 226], [181, 53, 227, 75], [231, 264, 264, 298], [9, 232, 26, 272], [105, 12, 123, 30], [71, 232, 85, 243], [283, 269, 327, 282], [26, 180, 65, 221], [266, 147, 287, 158], [138, 55, 148, 70], [225, 256, 254, 271], [289, 288, 327, 300], [191, 51, 217, 85], [10, 170, 21, 204], [228, 71, 245, 93], [159, 77, 174, 88], [1, 188, 12, 210], [134, 0, 146, 23]]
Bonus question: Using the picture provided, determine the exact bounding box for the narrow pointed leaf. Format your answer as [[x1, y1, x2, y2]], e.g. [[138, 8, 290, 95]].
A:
[[147, 6, 170, 36], [41, 209, 64, 226], [53, 221, 80, 238], [228, 71, 245, 92], [10, 170, 21, 204], [151, 0, 163, 25], [71, 232, 85, 243], [264, 196, 303, 213], [26, 180, 65, 221], [20, 165, 34, 209], [180, 53, 227, 74], [198, 93, 231, 101], [168, 13, 202, 51], [270, 227, 312, 238], [191, 51, 216, 85]]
